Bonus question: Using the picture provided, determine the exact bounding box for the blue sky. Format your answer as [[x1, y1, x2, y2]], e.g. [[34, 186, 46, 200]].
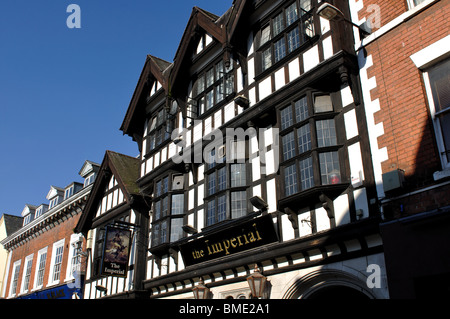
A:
[[0, 1, 233, 216]]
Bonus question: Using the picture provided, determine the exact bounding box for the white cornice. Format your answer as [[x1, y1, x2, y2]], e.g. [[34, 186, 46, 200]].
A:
[[0, 184, 93, 249]]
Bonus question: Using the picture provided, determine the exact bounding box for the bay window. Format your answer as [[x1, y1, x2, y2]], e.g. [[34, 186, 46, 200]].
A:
[[151, 174, 185, 248], [205, 146, 250, 227], [280, 93, 344, 198]]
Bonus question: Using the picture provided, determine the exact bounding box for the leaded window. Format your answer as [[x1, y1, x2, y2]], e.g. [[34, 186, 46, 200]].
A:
[[280, 93, 343, 197], [151, 174, 185, 247], [190, 59, 235, 118], [258, 0, 314, 72], [204, 145, 250, 226]]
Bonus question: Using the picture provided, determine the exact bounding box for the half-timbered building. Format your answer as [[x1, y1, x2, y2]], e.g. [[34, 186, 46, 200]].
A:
[[115, 0, 389, 299], [75, 150, 151, 299]]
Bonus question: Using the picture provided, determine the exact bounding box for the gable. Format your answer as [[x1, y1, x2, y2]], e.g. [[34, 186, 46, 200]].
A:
[[75, 151, 143, 235]]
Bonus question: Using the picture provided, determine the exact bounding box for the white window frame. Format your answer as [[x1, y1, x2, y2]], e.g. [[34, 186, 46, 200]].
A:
[[406, 0, 428, 9], [423, 62, 450, 170], [48, 239, 65, 286], [9, 260, 21, 298], [410, 35, 450, 179], [65, 234, 83, 281], [33, 247, 48, 291], [20, 254, 34, 294]]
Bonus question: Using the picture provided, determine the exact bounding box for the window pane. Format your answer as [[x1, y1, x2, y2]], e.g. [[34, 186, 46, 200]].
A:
[[37, 253, 47, 286], [429, 59, 450, 114], [155, 180, 161, 197], [273, 13, 285, 36], [161, 196, 168, 217], [439, 112, 450, 161], [316, 119, 337, 147], [300, 156, 314, 190], [288, 27, 300, 53], [285, 163, 298, 196], [300, 0, 312, 12], [261, 25, 271, 46], [297, 123, 312, 153], [226, 74, 234, 95], [314, 95, 333, 113], [206, 68, 214, 87], [286, 3, 299, 26], [162, 176, 169, 194], [154, 200, 161, 220], [218, 195, 227, 222], [207, 200, 216, 226], [295, 96, 309, 122], [208, 172, 216, 196], [216, 83, 224, 103], [172, 194, 184, 215], [153, 223, 160, 246], [282, 132, 296, 161], [231, 191, 246, 219], [262, 48, 272, 71], [319, 152, 341, 185], [216, 60, 224, 79], [218, 167, 227, 191], [161, 220, 168, 244], [274, 38, 286, 63], [170, 218, 184, 242], [206, 90, 214, 111], [231, 164, 246, 187], [281, 106, 294, 130]]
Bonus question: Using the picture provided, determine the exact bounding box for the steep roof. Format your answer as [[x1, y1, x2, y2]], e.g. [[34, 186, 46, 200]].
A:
[[1, 214, 23, 236], [120, 1, 252, 139], [120, 55, 173, 138], [75, 150, 143, 235]]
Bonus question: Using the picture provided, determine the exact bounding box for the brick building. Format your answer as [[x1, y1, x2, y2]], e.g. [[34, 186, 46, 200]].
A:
[[348, 0, 450, 298], [0, 160, 99, 299]]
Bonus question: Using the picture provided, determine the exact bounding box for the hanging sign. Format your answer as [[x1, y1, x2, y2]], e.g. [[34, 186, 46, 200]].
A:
[[101, 226, 132, 277], [179, 214, 278, 267]]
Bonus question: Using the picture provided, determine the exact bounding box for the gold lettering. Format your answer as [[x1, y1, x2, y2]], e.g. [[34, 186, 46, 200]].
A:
[[211, 242, 223, 254], [253, 223, 262, 241], [237, 235, 243, 246], [205, 240, 212, 255], [230, 237, 237, 248], [223, 239, 231, 255], [248, 231, 257, 242]]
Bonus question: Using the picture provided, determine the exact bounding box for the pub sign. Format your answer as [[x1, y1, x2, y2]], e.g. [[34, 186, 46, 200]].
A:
[[101, 226, 132, 277], [179, 214, 278, 267]]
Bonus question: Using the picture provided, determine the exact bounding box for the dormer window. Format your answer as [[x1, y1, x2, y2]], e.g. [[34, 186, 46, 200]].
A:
[[64, 187, 74, 200], [257, 0, 314, 73], [35, 205, 48, 218], [49, 197, 59, 209], [84, 173, 96, 187], [23, 214, 31, 226], [188, 59, 234, 119], [146, 106, 176, 154]]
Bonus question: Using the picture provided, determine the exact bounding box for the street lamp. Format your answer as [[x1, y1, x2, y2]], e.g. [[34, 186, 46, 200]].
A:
[[192, 278, 210, 299], [317, 3, 371, 37], [250, 196, 268, 214], [246, 265, 267, 299]]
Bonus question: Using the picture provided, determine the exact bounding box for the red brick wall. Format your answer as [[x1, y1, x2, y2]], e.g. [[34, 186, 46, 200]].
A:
[[356, 1, 450, 217], [3, 214, 84, 298], [357, 0, 408, 31]]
